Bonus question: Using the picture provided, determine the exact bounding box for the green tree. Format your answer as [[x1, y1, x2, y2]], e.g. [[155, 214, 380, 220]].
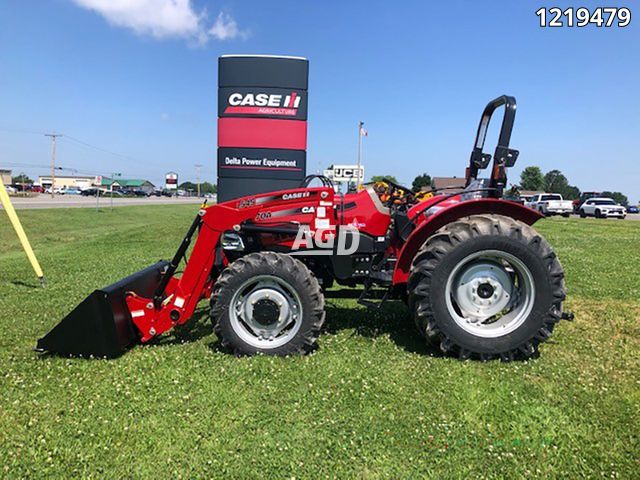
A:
[[11, 172, 33, 184], [178, 181, 197, 192], [563, 185, 581, 201], [412, 173, 432, 191], [543, 170, 581, 199], [544, 170, 569, 193], [200, 182, 217, 194], [601, 191, 629, 206], [178, 181, 216, 196], [370, 175, 399, 184], [519, 166, 544, 191]]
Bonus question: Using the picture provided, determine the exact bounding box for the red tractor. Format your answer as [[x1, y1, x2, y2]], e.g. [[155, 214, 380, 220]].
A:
[[37, 96, 570, 361]]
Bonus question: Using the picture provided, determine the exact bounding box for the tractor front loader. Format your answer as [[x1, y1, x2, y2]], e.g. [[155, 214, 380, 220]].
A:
[[37, 96, 571, 360]]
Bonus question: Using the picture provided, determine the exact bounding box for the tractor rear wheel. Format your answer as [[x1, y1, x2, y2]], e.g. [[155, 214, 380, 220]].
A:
[[408, 214, 565, 361], [210, 252, 325, 356]]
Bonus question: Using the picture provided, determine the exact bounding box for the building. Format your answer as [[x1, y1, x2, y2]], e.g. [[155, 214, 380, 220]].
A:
[[519, 190, 545, 198], [37, 175, 96, 190], [0, 169, 11, 185], [432, 176, 467, 193], [101, 178, 156, 194]]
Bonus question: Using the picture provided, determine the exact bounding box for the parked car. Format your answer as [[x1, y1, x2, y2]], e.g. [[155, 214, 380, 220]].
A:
[[153, 189, 173, 197], [573, 191, 601, 213], [526, 193, 573, 217], [132, 189, 149, 197], [81, 188, 101, 196], [626, 205, 639, 214], [5, 185, 17, 194], [61, 187, 82, 195], [579, 198, 626, 219], [29, 185, 44, 193]]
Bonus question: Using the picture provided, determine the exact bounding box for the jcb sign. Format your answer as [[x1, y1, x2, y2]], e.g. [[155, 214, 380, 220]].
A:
[[324, 165, 365, 183]]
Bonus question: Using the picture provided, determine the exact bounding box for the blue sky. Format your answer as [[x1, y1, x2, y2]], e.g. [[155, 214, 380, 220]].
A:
[[0, 0, 638, 200]]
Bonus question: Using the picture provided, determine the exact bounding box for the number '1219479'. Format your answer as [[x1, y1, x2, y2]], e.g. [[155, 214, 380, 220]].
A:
[[536, 7, 631, 27]]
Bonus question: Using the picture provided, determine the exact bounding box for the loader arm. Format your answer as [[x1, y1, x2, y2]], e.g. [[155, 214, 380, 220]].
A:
[[125, 187, 335, 342], [125, 211, 223, 341]]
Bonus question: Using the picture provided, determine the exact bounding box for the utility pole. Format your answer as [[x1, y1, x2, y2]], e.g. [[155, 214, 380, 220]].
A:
[[45, 133, 62, 198], [195, 164, 202, 197]]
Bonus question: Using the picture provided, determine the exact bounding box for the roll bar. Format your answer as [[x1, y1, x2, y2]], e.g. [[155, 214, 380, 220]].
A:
[[466, 95, 519, 196]]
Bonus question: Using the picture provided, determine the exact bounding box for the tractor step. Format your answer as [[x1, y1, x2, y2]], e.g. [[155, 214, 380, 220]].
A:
[[357, 282, 391, 310]]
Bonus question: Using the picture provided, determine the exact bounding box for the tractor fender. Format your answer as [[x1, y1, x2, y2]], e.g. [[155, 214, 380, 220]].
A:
[[392, 199, 543, 285]]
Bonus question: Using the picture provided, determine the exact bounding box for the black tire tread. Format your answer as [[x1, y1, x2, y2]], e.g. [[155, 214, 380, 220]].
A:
[[408, 214, 566, 361], [210, 252, 325, 356]]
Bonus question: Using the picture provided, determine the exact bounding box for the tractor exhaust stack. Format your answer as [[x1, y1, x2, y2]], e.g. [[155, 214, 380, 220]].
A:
[[36, 261, 170, 358]]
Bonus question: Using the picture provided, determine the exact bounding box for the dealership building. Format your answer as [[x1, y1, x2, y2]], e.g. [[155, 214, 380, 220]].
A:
[[101, 178, 155, 194], [37, 175, 96, 190], [36, 175, 155, 193]]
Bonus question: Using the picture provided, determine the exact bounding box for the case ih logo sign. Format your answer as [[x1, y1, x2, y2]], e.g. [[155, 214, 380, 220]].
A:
[[217, 55, 309, 201], [219, 87, 307, 120], [224, 91, 303, 116], [165, 173, 178, 190]]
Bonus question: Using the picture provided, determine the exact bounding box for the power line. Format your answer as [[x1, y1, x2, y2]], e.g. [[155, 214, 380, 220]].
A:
[[61, 135, 148, 165], [0, 125, 46, 136], [0, 123, 148, 165], [1, 162, 62, 170]]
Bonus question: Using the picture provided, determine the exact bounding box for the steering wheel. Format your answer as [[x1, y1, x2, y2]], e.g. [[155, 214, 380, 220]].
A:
[[300, 175, 334, 189]]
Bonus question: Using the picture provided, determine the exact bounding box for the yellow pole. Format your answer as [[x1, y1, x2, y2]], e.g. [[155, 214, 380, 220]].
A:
[[0, 176, 45, 286]]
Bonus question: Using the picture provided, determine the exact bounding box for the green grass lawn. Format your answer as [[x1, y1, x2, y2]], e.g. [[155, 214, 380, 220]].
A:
[[1, 206, 638, 478]]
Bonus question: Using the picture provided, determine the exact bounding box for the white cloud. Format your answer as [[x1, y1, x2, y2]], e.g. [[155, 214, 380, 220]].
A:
[[72, 0, 245, 43], [209, 12, 245, 40]]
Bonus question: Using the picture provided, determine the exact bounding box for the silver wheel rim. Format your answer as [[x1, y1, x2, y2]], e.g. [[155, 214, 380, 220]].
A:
[[444, 250, 535, 338], [229, 275, 303, 349]]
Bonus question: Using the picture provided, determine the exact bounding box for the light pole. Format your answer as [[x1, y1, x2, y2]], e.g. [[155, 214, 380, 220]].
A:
[[195, 164, 203, 197], [111, 172, 121, 210], [45, 133, 62, 198]]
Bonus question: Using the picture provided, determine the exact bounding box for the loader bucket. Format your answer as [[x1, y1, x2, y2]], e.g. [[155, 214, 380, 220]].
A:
[[36, 261, 170, 358]]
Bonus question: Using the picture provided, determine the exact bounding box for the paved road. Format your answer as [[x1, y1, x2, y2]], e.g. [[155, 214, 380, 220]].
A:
[[1, 195, 205, 210], [3, 196, 640, 220]]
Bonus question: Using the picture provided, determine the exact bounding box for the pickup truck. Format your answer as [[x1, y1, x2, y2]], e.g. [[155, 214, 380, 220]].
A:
[[526, 193, 573, 217]]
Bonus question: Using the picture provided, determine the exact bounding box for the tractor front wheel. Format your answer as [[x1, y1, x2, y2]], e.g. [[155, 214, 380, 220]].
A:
[[211, 252, 325, 356], [408, 214, 566, 361]]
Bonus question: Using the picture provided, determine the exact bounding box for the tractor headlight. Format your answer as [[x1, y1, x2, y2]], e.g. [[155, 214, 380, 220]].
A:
[[221, 232, 245, 251]]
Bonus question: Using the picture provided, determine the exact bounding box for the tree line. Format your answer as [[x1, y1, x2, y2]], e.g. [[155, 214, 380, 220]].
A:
[[370, 169, 629, 206], [178, 181, 217, 194], [518, 166, 628, 206]]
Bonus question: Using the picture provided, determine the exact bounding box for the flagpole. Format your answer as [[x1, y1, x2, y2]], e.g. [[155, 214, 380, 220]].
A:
[[356, 121, 363, 189]]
